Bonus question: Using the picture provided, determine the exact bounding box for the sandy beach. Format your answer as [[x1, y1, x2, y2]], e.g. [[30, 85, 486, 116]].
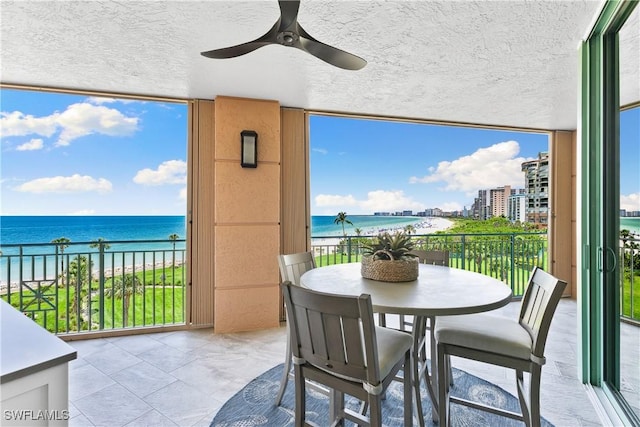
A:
[[311, 217, 454, 247]]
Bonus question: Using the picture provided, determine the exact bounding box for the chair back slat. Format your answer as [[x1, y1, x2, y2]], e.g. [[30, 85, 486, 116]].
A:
[[519, 267, 567, 358], [278, 252, 316, 286], [294, 304, 314, 353], [282, 282, 378, 385], [342, 316, 367, 367], [410, 250, 449, 266]]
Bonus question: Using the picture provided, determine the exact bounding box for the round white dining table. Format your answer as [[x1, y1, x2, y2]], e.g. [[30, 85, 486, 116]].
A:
[[300, 262, 513, 425], [300, 262, 513, 317]]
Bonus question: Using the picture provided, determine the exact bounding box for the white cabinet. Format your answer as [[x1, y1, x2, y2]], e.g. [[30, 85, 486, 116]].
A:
[[1, 300, 76, 426]]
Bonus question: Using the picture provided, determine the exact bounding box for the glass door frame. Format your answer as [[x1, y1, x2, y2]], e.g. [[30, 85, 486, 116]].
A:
[[580, 1, 639, 424]]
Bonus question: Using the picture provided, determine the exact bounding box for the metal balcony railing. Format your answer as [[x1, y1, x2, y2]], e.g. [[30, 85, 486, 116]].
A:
[[620, 235, 640, 324], [1, 233, 637, 336], [0, 240, 186, 335], [312, 232, 548, 297], [312, 231, 639, 324]]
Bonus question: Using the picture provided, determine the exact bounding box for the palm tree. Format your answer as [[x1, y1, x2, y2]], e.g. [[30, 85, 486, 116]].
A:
[[169, 233, 179, 249], [52, 237, 70, 284], [90, 238, 111, 320], [334, 212, 353, 237], [620, 229, 631, 248], [89, 237, 111, 251], [67, 255, 93, 329], [105, 274, 143, 327], [404, 224, 416, 235]]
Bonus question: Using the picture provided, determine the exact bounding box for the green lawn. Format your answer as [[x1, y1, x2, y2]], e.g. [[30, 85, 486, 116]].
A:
[[621, 271, 640, 319], [2, 268, 186, 334]]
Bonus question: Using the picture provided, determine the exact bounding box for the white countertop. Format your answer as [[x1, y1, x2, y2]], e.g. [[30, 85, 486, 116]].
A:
[[1, 299, 77, 384]]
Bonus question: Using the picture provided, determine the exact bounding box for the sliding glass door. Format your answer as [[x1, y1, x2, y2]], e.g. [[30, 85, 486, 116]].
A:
[[580, 1, 639, 424]]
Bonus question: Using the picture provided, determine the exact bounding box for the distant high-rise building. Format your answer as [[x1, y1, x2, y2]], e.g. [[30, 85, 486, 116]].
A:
[[472, 189, 490, 219], [508, 193, 527, 223], [522, 152, 549, 225], [490, 185, 511, 218], [473, 186, 520, 220]]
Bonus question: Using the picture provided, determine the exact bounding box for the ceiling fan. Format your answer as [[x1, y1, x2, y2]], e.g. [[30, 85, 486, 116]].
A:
[[201, 0, 367, 70]]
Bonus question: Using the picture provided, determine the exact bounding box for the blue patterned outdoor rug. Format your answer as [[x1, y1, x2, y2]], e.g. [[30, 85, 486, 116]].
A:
[[211, 363, 554, 426]]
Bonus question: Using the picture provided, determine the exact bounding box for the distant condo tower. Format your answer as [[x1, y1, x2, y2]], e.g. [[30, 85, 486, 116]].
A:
[[521, 152, 549, 225]]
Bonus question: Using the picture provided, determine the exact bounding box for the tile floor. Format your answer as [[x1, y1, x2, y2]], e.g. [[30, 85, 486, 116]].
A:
[[66, 299, 633, 426]]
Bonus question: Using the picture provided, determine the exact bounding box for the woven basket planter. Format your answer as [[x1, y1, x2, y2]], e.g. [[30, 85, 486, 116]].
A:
[[361, 251, 419, 282]]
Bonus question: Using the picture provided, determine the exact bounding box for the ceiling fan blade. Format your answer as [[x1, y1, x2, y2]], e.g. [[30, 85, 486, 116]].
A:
[[201, 1, 367, 71], [297, 26, 367, 70], [201, 23, 278, 59], [278, 0, 300, 31], [201, 41, 269, 59]]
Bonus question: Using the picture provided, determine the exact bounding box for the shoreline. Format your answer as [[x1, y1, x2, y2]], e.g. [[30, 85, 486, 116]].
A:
[[311, 217, 454, 247]]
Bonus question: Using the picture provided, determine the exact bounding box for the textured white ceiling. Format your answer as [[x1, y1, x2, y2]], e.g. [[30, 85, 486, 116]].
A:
[[0, 1, 636, 130]]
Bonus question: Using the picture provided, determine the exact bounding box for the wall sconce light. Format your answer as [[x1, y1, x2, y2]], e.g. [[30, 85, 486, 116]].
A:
[[240, 130, 258, 168]]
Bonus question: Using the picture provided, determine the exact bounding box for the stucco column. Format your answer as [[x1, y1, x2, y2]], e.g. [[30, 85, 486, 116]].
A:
[[213, 96, 281, 332]]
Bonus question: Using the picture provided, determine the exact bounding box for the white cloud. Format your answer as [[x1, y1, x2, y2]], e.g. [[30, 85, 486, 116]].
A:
[[0, 102, 139, 146], [133, 160, 187, 186], [409, 141, 532, 194], [16, 138, 44, 151], [359, 190, 425, 212], [16, 174, 112, 194], [178, 187, 187, 200], [312, 148, 328, 155], [621, 193, 640, 212], [439, 201, 463, 212], [315, 190, 425, 213], [0, 111, 58, 137], [315, 194, 358, 207], [88, 97, 117, 104], [56, 103, 139, 146], [87, 97, 138, 105]]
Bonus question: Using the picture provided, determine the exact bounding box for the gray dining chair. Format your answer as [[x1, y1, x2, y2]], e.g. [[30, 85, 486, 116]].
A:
[[435, 267, 566, 427], [281, 281, 414, 427], [275, 252, 319, 406], [410, 249, 450, 267]]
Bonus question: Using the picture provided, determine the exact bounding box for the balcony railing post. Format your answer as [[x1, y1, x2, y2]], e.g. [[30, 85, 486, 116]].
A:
[[461, 235, 466, 268], [347, 237, 352, 263], [510, 234, 515, 293], [99, 243, 105, 329]]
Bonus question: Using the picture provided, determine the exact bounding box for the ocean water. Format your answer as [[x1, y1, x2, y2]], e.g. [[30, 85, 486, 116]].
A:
[[0, 216, 187, 285], [0, 215, 425, 284], [0, 216, 187, 245], [0, 215, 427, 246], [2, 215, 636, 246], [620, 217, 640, 235]]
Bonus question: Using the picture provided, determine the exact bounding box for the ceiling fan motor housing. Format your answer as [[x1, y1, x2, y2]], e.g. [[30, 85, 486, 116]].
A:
[[277, 31, 299, 46]]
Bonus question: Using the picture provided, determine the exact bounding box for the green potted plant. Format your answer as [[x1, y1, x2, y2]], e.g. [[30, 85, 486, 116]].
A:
[[361, 231, 419, 282]]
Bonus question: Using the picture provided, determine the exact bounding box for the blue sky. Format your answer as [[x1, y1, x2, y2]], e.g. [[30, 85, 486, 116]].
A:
[[0, 89, 187, 215], [310, 111, 638, 215], [1, 89, 638, 216], [309, 116, 551, 215]]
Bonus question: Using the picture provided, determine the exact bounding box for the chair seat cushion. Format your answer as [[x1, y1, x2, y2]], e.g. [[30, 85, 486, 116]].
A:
[[375, 326, 413, 378], [435, 314, 533, 360]]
